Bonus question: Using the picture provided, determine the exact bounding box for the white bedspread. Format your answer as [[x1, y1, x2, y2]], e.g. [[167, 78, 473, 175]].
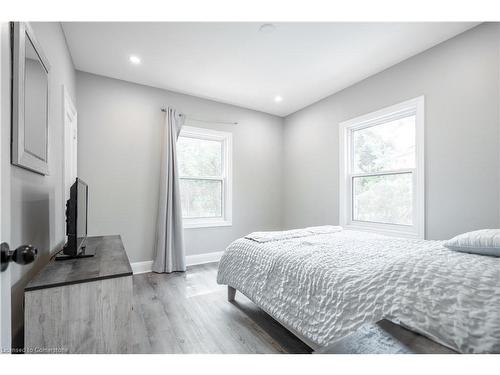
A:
[[245, 225, 342, 243], [216, 230, 500, 353]]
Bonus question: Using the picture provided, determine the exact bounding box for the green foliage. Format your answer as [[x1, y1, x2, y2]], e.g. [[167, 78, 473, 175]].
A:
[[177, 136, 223, 218], [353, 174, 412, 225], [353, 115, 415, 173], [180, 179, 222, 218], [352, 115, 416, 225], [178, 136, 222, 178]]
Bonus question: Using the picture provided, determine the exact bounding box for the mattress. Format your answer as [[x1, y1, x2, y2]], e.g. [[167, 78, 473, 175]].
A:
[[216, 229, 500, 353]]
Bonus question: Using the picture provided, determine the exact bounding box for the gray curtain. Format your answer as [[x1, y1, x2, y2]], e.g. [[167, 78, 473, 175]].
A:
[[153, 108, 186, 273]]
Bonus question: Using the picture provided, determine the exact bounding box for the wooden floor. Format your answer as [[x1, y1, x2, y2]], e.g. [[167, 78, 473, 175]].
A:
[[131, 262, 312, 354]]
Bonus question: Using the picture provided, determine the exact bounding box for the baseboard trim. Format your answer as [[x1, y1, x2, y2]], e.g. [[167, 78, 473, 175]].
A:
[[186, 251, 223, 267], [131, 260, 154, 275], [131, 251, 223, 274]]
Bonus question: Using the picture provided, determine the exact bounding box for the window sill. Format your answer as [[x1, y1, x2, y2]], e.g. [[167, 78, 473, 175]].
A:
[[342, 222, 423, 239], [183, 220, 232, 229]]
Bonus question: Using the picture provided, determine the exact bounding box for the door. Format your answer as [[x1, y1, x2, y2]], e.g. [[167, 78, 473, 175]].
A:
[[63, 86, 77, 202], [63, 86, 77, 245], [1, 21, 12, 354], [1, 22, 38, 354]]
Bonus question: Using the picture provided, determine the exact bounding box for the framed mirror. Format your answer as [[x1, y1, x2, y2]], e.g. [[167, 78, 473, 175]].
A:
[[12, 22, 51, 175]]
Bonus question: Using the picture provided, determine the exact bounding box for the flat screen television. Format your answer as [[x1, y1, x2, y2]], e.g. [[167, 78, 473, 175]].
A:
[[57, 178, 93, 259]]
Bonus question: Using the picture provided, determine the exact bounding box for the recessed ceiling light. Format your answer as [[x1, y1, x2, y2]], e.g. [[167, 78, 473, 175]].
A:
[[129, 55, 141, 65], [259, 23, 276, 33], [274, 95, 283, 103]]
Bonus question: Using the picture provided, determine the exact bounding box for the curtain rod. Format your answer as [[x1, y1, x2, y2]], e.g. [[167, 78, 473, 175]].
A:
[[161, 108, 238, 125]]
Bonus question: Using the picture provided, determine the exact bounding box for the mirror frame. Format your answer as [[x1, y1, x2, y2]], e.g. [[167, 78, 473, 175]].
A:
[[11, 22, 51, 175]]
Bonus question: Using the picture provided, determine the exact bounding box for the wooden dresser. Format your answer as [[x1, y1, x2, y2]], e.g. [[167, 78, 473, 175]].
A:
[[24, 235, 133, 354]]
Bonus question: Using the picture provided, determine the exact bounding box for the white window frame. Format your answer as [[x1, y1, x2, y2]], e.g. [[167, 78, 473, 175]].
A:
[[339, 96, 425, 239], [178, 126, 233, 229]]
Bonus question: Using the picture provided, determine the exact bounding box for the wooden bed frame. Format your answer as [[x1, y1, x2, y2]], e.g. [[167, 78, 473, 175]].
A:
[[227, 285, 321, 351]]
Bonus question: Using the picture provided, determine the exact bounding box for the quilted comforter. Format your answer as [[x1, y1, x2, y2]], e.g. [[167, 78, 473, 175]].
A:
[[216, 230, 500, 353]]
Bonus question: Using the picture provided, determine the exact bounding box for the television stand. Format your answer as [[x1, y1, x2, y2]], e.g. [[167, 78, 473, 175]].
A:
[[24, 235, 132, 353], [55, 245, 95, 261]]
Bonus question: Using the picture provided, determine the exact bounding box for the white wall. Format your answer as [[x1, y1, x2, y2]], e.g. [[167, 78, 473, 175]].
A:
[[76, 71, 284, 262], [1, 22, 76, 348], [283, 23, 500, 240]]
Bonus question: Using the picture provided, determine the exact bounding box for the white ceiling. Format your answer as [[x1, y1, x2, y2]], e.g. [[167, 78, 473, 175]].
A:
[[62, 22, 479, 117]]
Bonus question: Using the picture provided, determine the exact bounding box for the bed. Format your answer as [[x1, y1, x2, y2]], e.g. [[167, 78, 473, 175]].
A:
[[216, 228, 500, 353]]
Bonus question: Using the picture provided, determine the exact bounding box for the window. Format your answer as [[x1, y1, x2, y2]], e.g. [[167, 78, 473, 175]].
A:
[[177, 126, 232, 228], [339, 97, 424, 238]]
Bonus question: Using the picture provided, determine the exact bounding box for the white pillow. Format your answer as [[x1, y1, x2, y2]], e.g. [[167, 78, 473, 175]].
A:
[[444, 229, 500, 257]]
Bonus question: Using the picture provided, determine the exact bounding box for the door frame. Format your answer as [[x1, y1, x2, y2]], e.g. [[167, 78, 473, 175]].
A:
[[0, 21, 12, 354], [62, 85, 77, 244]]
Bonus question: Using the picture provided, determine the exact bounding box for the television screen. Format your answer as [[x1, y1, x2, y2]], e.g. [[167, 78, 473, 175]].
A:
[[62, 178, 89, 257]]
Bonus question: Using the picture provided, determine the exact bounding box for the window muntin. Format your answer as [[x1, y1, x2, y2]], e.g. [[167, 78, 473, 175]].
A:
[[177, 126, 232, 228]]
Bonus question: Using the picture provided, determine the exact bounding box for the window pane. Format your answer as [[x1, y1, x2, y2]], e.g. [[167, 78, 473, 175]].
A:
[[353, 173, 413, 225], [177, 136, 222, 177], [352, 115, 415, 173], [180, 179, 222, 218]]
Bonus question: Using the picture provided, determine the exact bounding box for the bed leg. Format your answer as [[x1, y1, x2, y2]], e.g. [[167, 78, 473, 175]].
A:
[[227, 286, 236, 302]]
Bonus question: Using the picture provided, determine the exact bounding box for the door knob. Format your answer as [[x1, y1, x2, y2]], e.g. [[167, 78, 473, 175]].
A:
[[1, 242, 38, 272]]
